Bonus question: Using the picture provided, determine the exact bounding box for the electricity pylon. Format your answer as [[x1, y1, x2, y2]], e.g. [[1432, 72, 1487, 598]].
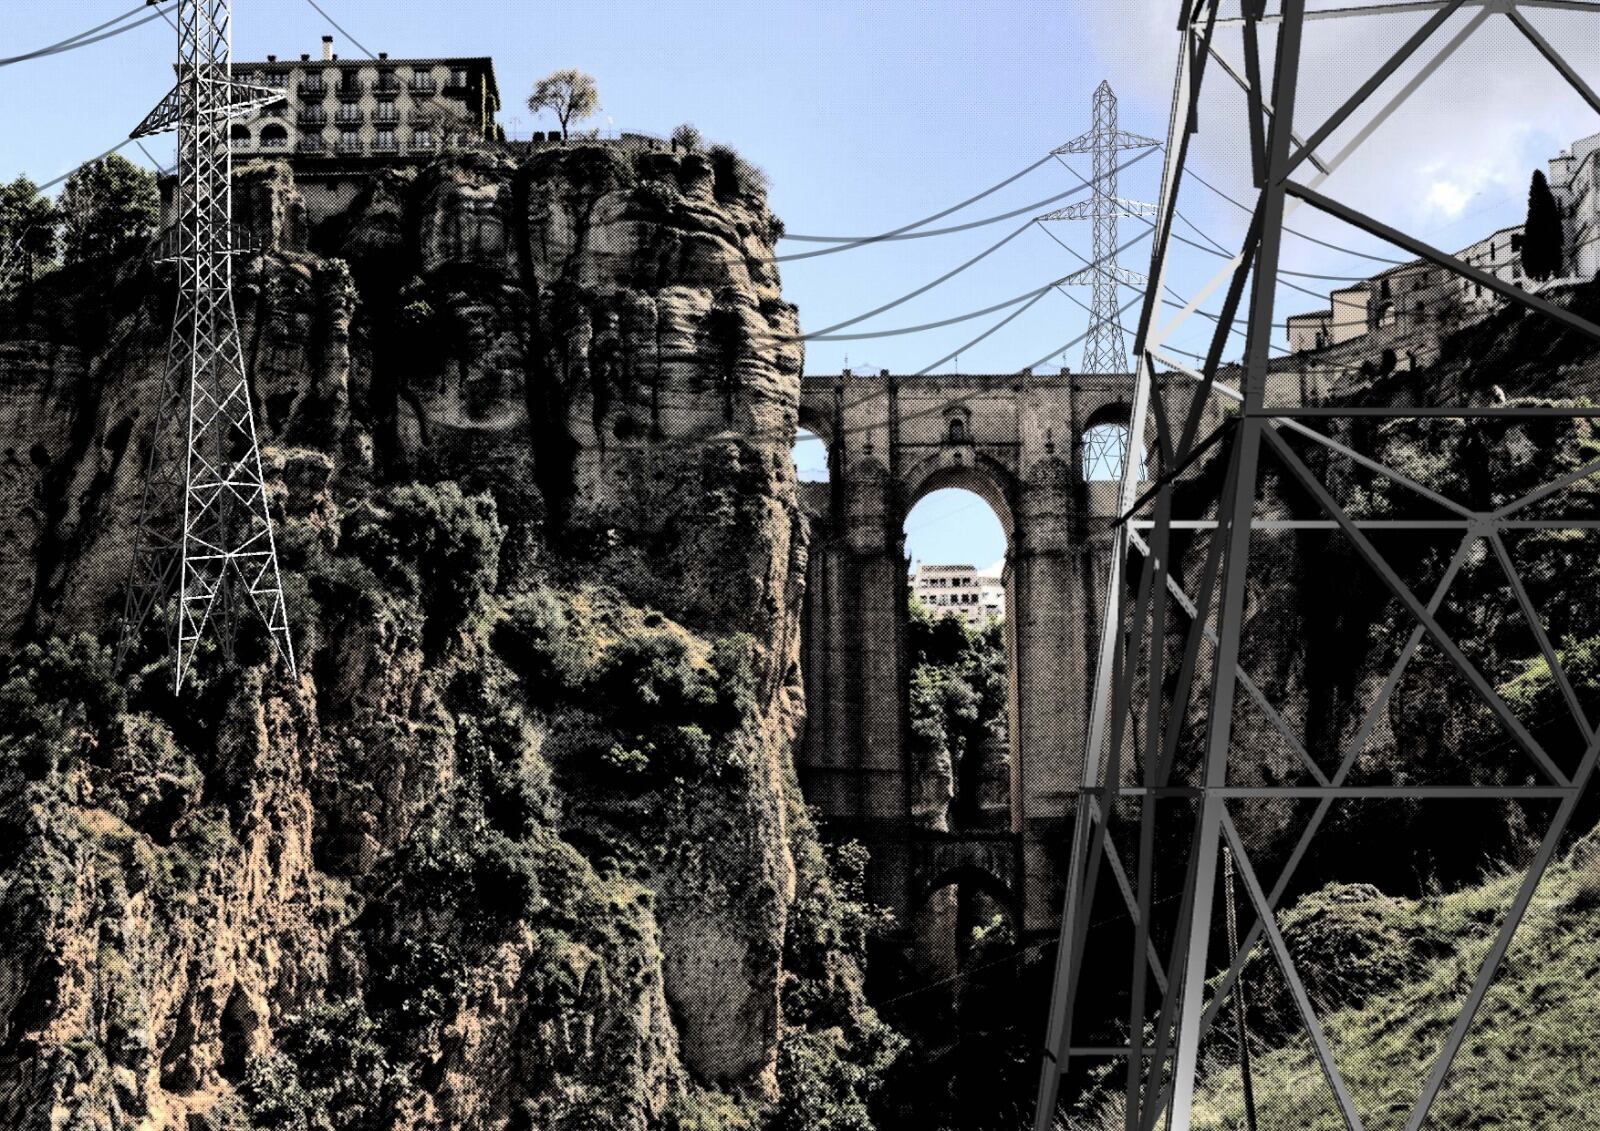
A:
[[1035, 2, 1600, 1129], [121, 0, 295, 690], [1041, 81, 1158, 374]]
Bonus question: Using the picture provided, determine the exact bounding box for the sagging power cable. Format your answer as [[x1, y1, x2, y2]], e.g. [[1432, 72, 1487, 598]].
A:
[[0, 3, 171, 68], [778, 147, 1160, 263]]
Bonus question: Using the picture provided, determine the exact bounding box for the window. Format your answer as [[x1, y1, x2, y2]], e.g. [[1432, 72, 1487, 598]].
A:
[[947, 417, 966, 444], [300, 75, 325, 95], [451, 67, 469, 86], [412, 129, 434, 149], [374, 104, 399, 123], [338, 129, 361, 153], [260, 124, 288, 148], [411, 70, 436, 92], [337, 103, 361, 123], [300, 106, 326, 125], [375, 128, 397, 151], [376, 69, 400, 92], [298, 134, 325, 153]]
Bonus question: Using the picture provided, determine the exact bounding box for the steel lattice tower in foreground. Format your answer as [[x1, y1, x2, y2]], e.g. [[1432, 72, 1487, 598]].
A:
[[1035, 2, 1600, 1129], [122, 0, 294, 690], [1041, 81, 1158, 374]]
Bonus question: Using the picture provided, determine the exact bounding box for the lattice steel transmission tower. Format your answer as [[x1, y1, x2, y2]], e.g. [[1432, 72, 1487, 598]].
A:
[[1035, 2, 1600, 1129], [121, 0, 295, 690], [1041, 81, 1158, 374]]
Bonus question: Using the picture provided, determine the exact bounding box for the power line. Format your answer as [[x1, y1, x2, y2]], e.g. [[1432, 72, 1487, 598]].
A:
[[812, 280, 1062, 342], [781, 154, 1054, 244], [0, 3, 171, 69], [915, 287, 1054, 376], [38, 139, 137, 192], [1182, 161, 1409, 265], [777, 147, 1159, 263], [803, 220, 1037, 338], [303, 0, 378, 60]]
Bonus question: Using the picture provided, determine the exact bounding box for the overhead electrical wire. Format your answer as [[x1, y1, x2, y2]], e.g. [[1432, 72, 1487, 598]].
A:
[[303, 0, 379, 60], [801, 219, 1038, 338], [779, 153, 1056, 243], [914, 288, 1054, 376], [1180, 161, 1410, 266], [776, 147, 1160, 263], [0, 3, 171, 69]]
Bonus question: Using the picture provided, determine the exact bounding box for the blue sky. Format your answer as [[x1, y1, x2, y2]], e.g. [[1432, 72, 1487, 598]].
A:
[[5, 1, 1598, 571]]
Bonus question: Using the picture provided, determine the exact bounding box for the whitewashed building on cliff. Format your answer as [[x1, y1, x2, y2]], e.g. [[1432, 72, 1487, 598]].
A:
[[912, 563, 1004, 626], [1549, 131, 1600, 280], [229, 37, 501, 163]]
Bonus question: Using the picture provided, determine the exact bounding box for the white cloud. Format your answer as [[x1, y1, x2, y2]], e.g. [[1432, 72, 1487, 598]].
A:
[[1423, 180, 1473, 218]]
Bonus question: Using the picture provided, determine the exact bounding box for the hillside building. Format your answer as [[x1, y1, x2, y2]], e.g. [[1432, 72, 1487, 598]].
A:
[[912, 563, 1005, 625], [229, 37, 501, 164], [1549, 131, 1600, 280]]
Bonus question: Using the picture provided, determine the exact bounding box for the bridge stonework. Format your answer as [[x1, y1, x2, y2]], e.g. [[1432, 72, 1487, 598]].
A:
[[795, 369, 1189, 939]]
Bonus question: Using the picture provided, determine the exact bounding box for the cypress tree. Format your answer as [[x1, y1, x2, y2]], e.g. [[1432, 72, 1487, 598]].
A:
[[1523, 169, 1563, 281]]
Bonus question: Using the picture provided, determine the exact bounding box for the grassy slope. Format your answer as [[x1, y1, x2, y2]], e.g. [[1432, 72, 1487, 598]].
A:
[[1187, 839, 1600, 1129]]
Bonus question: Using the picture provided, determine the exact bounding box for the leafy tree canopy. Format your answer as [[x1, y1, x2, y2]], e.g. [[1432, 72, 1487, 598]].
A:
[[58, 154, 158, 267], [527, 68, 600, 140]]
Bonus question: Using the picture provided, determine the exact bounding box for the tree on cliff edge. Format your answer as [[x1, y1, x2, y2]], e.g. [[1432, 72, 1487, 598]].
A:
[[527, 69, 600, 141], [58, 154, 157, 267], [0, 176, 58, 286], [1522, 169, 1563, 282]]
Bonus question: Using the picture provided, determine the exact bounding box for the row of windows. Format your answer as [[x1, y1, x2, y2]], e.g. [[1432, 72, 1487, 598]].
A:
[[291, 105, 410, 124], [923, 592, 993, 606], [235, 123, 455, 151], [252, 67, 470, 92]]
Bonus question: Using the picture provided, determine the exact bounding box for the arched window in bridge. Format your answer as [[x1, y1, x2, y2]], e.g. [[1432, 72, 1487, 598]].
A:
[[230, 124, 251, 146], [1082, 420, 1144, 482], [260, 124, 288, 149], [947, 417, 966, 445]]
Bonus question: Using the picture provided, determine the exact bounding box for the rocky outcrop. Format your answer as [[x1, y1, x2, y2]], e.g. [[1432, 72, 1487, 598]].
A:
[[0, 143, 874, 1131]]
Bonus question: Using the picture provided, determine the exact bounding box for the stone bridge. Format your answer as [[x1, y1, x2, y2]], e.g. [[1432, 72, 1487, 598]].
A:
[[793, 368, 1211, 946]]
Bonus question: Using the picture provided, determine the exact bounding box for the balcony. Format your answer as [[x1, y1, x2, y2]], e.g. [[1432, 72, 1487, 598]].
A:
[[373, 137, 399, 154], [335, 106, 363, 124], [297, 80, 327, 98], [297, 111, 327, 127], [410, 76, 436, 93], [336, 136, 364, 155], [296, 139, 328, 156], [336, 79, 367, 99], [375, 76, 402, 94], [372, 107, 400, 125]]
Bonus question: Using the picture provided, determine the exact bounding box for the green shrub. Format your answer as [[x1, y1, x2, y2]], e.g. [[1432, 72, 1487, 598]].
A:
[[341, 482, 504, 653], [706, 144, 768, 200], [0, 635, 123, 779], [240, 997, 406, 1131]]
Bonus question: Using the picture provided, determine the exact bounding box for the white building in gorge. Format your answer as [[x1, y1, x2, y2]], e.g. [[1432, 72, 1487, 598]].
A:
[[912, 563, 1005, 625], [1549, 131, 1600, 280]]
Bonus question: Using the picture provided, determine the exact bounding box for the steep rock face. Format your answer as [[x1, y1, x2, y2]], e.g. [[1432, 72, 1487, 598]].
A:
[[0, 144, 853, 1131]]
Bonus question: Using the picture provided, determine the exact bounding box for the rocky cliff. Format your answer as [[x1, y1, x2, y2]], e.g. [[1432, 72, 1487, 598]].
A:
[[0, 144, 898, 1131]]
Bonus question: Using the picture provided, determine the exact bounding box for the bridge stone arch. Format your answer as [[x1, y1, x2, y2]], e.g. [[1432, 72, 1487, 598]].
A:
[[792, 369, 1221, 941], [910, 845, 1023, 930]]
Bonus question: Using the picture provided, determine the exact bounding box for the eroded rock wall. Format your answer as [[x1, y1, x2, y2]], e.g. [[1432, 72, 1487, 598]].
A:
[[0, 145, 863, 1131]]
